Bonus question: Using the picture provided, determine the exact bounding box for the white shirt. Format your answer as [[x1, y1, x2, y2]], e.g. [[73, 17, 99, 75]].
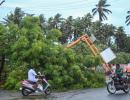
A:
[[28, 69, 37, 82]]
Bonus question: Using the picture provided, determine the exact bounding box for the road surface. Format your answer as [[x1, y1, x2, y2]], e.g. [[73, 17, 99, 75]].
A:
[[0, 88, 130, 100]]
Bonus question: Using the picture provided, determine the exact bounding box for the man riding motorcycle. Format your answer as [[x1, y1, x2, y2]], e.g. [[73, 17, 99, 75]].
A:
[[115, 64, 123, 77], [115, 64, 125, 84], [107, 64, 130, 94], [21, 67, 51, 96], [28, 66, 38, 90]]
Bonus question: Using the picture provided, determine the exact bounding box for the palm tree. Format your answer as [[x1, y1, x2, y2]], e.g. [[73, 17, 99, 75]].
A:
[[64, 16, 73, 33], [125, 11, 130, 26], [81, 13, 92, 33], [48, 17, 54, 29], [92, 0, 112, 21], [53, 13, 63, 29], [3, 7, 25, 26], [0, 0, 5, 6], [60, 16, 74, 43], [48, 13, 63, 29], [115, 27, 127, 52], [39, 14, 47, 34]]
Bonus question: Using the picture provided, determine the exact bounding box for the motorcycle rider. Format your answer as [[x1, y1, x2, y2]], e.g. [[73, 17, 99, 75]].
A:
[[115, 64, 123, 83], [28, 66, 38, 90], [21, 68, 51, 96], [107, 64, 130, 94]]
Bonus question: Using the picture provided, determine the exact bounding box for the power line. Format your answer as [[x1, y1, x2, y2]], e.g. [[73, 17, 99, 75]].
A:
[[26, 5, 91, 12], [4, 0, 97, 10], [22, 0, 97, 12]]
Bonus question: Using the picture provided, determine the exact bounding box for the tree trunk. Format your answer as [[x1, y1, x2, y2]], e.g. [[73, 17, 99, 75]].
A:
[[0, 55, 5, 75]]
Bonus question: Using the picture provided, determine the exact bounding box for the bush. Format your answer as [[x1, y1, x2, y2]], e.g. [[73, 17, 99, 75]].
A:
[[83, 55, 101, 68], [4, 57, 105, 91], [83, 71, 105, 88], [4, 66, 27, 90]]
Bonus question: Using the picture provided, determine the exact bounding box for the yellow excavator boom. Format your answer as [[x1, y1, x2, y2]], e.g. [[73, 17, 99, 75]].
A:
[[67, 33, 111, 73]]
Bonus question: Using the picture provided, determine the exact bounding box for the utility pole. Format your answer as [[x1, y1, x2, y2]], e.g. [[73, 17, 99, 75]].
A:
[[0, 0, 5, 6]]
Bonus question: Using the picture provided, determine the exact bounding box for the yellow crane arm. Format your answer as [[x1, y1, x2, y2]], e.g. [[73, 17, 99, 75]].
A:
[[67, 37, 81, 48], [67, 34, 87, 48], [66, 33, 111, 73]]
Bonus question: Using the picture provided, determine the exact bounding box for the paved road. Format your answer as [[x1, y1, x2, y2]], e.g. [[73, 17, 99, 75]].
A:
[[0, 88, 130, 100]]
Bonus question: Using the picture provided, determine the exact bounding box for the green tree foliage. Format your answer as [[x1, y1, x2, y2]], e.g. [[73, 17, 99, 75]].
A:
[[4, 65, 27, 90], [0, 24, 7, 74], [47, 29, 62, 42], [111, 52, 130, 64], [115, 27, 128, 52], [1, 16, 104, 90], [0, 24, 8, 54], [92, 22, 115, 46]]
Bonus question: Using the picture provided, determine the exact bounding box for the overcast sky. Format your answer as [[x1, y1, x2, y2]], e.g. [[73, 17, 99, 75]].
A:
[[0, 0, 130, 34]]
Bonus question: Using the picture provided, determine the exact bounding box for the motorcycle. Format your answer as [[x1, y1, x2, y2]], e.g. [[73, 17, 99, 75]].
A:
[[21, 72, 51, 96], [107, 74, 129, 94]]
